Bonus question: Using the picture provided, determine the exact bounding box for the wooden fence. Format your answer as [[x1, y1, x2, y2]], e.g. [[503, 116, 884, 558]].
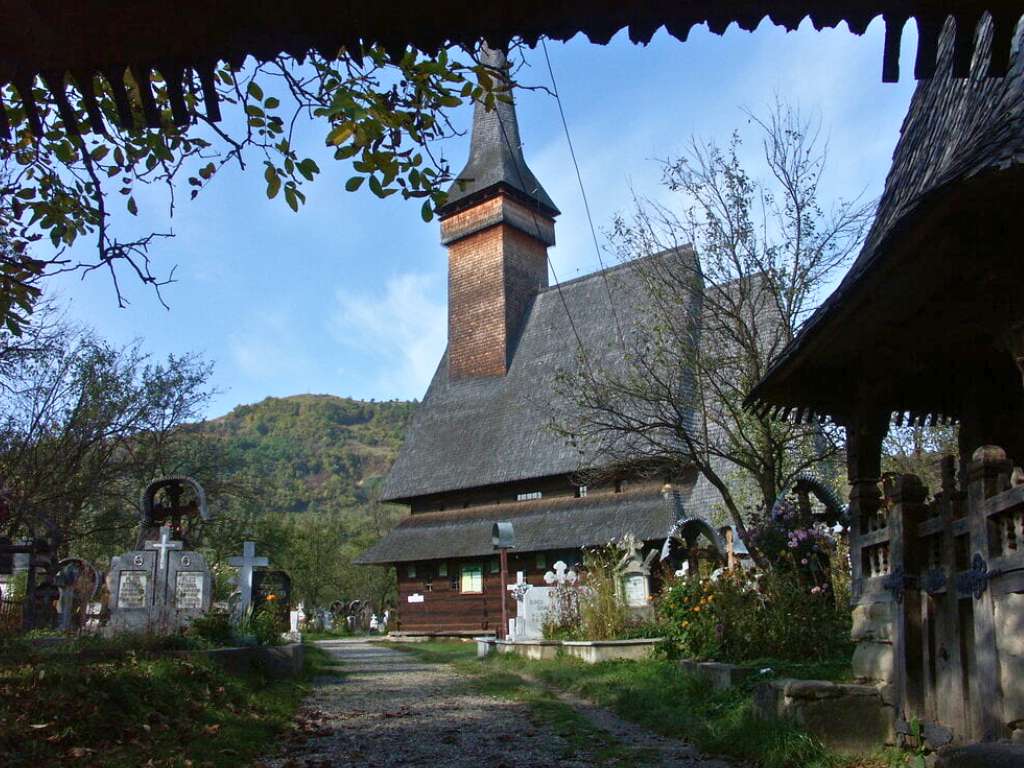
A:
[[851, 445, 1024, 743]]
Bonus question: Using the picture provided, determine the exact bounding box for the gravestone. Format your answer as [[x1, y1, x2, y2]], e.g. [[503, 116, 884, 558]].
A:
[[518, 584, 554, 640], [106, 525, 212, 633], [228, 541, 268, 618], [55, 558, 100, 632], [617, 534, 658, 615], [252, 569, 291, 612]]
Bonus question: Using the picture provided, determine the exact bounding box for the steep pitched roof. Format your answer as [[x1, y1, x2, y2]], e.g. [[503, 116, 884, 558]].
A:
[[356, 486, 687, 564], [440, 46, 558, 217], [746, 16, 1024, 423], [380, 248, 699, 502]]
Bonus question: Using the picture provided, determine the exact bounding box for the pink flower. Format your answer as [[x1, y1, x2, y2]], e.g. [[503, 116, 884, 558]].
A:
[[810, 586, 822, 594]]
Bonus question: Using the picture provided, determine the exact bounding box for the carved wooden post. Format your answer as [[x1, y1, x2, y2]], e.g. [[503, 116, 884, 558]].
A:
[[932, 456, 967, 734], [966, 445, 1010, 741], [884, 473, 927, 723], [846, 410, 888, 602]]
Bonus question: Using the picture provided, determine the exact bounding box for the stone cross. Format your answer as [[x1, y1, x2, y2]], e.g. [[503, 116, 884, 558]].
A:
[[228, 541, 268, 614], [544, 560, 578, 586], [145, 525, 183, 573]]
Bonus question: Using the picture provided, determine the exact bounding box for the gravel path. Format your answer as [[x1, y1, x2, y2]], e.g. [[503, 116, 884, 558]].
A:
[[258, 640, 735, 768]]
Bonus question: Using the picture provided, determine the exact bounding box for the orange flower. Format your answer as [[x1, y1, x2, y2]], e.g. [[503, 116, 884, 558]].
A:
[[266, 594, 277, 602]]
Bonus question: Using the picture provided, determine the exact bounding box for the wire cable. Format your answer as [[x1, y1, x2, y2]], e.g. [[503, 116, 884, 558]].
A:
[[541, 38, 625, 350]]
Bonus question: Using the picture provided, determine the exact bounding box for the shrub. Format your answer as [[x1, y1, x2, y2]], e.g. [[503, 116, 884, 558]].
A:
[[186, 610, 235, 647], [656, 568, 851, 663]]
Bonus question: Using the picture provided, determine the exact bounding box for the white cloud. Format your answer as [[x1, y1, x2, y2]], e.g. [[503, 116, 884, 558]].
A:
[[331, 272, 446, 399]]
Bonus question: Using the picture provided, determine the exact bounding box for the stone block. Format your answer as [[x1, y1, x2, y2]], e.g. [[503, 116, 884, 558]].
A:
[[935, 744, 1024, 768], [1000, 653, 1024, 724], [852, 641, 895, 683], [752, 679, 895, 755], [851, 600, 894, 642], [995, 593, 1024, 657]]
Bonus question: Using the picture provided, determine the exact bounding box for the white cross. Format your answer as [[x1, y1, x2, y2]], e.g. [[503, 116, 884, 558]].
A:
[[146, 525, 183, 573], [507, 570, 532, 601], [228, 541, 268, 612], [544, 560, 577, 586]]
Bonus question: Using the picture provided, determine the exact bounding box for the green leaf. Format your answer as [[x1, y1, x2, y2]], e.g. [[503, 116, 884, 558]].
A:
[[264, 96, 280, 109], [127, 196, 138, 216], [284, 186, 298, 212], [90, 145, 109, 162], [247, 81, 264, 101], [345, 176, 364, 192], [368, 175, 384, 198], [421, 201, 434, 222], [297, 158, 319, 181], [326, 124, 355, 146], [264, 166, 281, 199]]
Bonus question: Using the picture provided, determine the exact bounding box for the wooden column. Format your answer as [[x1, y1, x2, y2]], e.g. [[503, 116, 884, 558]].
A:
[[932, 456, 968, 734], [845, 409, 889, 603], [884, 473, 927, 722], [966, 445, 1011, 741]]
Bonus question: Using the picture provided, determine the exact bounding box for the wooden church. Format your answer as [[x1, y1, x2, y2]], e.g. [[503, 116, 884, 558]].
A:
[[356, 47, 725, 635]]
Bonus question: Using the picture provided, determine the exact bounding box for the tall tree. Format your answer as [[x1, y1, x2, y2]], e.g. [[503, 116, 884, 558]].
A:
[[0, 313, 218, 554], [555, 102, 872, 559]]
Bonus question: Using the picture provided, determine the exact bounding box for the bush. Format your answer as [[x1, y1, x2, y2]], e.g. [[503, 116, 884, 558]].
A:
[[542, 545, 658, 641], [656, 568, 851, 663], [186, 610, 235, 647]]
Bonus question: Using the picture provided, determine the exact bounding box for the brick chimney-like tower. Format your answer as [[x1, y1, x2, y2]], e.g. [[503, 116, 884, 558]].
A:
[[438, 45, 559, 380]]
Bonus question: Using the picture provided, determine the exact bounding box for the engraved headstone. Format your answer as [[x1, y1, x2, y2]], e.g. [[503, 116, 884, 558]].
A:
[[106, 525, 212, 634]]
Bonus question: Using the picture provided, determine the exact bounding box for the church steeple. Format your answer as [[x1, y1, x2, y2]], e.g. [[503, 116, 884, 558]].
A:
[[438, 45, 559, 221], [439, 44, 559, 381]]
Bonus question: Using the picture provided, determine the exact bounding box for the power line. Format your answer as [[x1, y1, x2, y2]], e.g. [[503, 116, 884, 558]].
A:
[[541, 38, 625, 350]]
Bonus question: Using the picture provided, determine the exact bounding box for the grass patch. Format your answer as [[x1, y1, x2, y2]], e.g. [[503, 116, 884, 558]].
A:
[[0, 638, 329, 768], [397, 641, 886, 768]]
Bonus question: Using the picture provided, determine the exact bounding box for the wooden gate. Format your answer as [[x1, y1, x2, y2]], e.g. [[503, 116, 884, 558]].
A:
[[852, 445, 1024, 743]]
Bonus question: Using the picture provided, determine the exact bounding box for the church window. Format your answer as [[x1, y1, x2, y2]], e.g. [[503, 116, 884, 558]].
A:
[[517, 491, 542, 501], [575, 485, 588, 498], [438, 562, 448, 577], [460, 564, 483, 593], [535, 553, 546, 570], [406, 563, 416, 578], [450, 575, 459, 592], [489, 558, 500, 574]]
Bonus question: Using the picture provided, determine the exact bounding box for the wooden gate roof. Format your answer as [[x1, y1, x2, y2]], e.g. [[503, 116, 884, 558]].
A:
[[746, 16, 1024, 426], [2, 3, 1023, 139]]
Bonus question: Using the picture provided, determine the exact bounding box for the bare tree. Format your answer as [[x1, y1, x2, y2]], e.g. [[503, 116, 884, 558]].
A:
[[555, 102, 872, 561]]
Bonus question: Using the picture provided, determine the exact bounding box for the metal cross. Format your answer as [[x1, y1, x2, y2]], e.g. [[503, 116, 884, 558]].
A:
[[228, 541, 269, 612], [145, 525, 183, 573]]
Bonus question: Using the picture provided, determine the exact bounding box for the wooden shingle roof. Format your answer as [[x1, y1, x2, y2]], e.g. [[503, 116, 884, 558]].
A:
[[380, 247, 700, 503], [3, 4, 1021, 139], [746, 16, 1024, 425], [355, 486, 688, 564]]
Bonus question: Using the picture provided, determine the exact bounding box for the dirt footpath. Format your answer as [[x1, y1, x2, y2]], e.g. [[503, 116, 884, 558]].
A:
[[258, 641, 735, 768]]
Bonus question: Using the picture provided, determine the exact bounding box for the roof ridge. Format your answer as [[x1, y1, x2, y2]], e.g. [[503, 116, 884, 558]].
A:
[[541, 245, 693, 293]]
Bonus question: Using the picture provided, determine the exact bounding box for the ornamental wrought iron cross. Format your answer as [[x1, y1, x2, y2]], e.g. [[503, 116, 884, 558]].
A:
[[544, 560, 577, 586], [145, 525, 183, 573], [229, 541, 269, 613]]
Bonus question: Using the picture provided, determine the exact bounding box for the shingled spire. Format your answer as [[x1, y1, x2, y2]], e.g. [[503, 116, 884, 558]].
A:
[[439, 44, 559, 380], [439, 45, 559, 218]]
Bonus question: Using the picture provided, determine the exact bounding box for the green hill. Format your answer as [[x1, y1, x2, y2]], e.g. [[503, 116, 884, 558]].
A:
[[203, 394, 415, 514]]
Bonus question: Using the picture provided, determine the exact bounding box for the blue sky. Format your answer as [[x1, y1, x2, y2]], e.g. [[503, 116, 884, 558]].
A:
[[52, 18, 919, 418]]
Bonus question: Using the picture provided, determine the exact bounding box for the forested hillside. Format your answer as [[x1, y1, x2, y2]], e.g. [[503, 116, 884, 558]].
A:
[[202, 394, 415, 513]]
